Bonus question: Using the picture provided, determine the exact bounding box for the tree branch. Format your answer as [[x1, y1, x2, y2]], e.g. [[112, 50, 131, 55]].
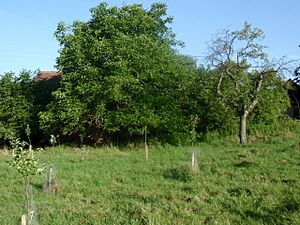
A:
[[217, 72, 224, 96]]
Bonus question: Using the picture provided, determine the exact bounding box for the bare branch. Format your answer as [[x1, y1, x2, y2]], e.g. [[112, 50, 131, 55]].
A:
[[217, 72, 224, 96]]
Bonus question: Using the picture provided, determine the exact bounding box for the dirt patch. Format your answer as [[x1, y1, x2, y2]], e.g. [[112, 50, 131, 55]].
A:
[[0, 150, 9, 156]]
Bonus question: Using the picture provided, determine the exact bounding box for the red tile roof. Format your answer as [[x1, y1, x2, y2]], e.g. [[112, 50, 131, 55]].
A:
[[36, 71, 62, 81]]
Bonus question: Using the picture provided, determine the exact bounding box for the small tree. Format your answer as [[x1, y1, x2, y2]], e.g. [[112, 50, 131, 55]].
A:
[[205, 22, 291, 144], [10, 139, 44, 225]]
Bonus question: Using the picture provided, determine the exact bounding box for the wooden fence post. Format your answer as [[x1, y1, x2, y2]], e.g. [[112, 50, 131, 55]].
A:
[[191, 151, 198, 172], [21, 214, 27, 225], [144, 126, 149, 161]]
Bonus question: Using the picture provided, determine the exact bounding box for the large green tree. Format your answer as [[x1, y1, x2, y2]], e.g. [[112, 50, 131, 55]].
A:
[[40, 3, 196, 144], [0, 71, 35, 143], [205, 22, 290, 144]]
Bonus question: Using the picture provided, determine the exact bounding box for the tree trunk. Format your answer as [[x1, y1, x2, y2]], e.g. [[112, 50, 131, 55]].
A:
[[24, 177, 30, 225], [239, 111, 248, 144], [144, 126, 148, 160]]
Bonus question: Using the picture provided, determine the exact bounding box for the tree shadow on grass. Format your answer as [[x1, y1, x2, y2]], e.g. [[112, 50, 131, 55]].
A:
[[234, 160, 255, 168], [244, 198, 299, 225], [30, 182, 43, 191], [163, 165, 192, 182]]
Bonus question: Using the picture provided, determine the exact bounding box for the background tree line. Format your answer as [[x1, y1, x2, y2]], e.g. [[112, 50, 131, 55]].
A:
[[0, 3, 292, 146]]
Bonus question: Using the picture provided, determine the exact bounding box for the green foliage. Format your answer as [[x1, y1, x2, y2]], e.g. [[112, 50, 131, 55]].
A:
[[10, 139, 44, 178], [191, 63, 291, 141], [10, 138, 44, 224], [205, 22, 291, 143], [0, 4, 292, 146], [0, 71, 35, 143], [249, 75, 290, 124], [193, 67, 239, 134], [40, 2, 197, 144]]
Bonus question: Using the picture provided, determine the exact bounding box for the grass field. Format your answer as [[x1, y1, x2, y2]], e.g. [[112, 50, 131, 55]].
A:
[[0, 133, 300, 224]]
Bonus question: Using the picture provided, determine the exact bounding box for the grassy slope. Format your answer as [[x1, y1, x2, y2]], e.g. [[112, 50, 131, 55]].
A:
[[0, 136, 300, 224]]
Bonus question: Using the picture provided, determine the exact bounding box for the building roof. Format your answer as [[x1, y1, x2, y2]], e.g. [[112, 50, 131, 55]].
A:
[[35, 71, 62, 81]]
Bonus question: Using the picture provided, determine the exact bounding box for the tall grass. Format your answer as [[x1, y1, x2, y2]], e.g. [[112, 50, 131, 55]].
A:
[[1, 132, 300, 224], [201, 118, 300, 144]]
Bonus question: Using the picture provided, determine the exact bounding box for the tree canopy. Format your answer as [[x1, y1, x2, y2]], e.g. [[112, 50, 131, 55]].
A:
[[205, 22, 290, 143], [0, 3, 293, 146], [0, 71, 35, 142], [40, 3, 197, 144]]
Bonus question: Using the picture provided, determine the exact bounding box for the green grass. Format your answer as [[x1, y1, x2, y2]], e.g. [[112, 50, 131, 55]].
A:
[[1, 137, 300, 224]]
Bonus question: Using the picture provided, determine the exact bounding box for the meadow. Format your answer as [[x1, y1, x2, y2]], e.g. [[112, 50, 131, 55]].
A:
[[0, 133, 300, 224]]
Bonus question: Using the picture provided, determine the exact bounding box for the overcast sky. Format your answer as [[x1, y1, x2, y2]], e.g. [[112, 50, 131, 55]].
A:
[[0, 0, 299, 74]]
